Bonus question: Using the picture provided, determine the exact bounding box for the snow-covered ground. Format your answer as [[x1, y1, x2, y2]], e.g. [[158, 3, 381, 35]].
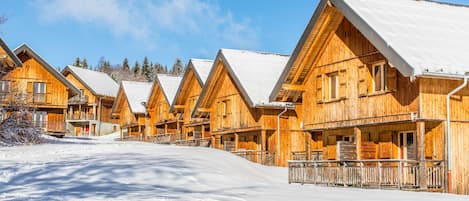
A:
[[0, 134, 467, 201]]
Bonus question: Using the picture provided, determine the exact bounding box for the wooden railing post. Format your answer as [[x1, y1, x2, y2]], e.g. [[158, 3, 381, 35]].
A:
[[378, 161, 382, 189], [398, 161, 402, 189], [360, 161, 364, 188]]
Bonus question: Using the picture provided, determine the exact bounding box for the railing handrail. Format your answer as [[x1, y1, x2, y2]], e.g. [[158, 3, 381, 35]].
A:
[[288, 159, 443, 163]]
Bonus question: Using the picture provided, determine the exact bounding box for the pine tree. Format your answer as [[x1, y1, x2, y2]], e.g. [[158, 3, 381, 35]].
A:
[[74, 57, 81, 67], [132, 61, 140, 76], [142, 56, 151, 80], [171, 58, 184, 75], [82, 58, 88, 69], [122, 58, 130, 71]]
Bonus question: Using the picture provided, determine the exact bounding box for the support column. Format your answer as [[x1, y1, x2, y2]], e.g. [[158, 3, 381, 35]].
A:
[[201, 125, 205, 139], [354, 127, 362, 160], [120, 128, 123, 141], [211, 135, 216, 148], [417, 121, 427, 190], [306, 132, 311, 160], [93, 104, 97, 120], [234, 133, 239, 151], [261, 130, 267, 151], [138, 124, 142, 141]]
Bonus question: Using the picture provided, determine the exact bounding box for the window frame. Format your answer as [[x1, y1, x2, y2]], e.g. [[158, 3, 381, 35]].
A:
[[372, 61, 387, 92], [328, 72, 339, 100]]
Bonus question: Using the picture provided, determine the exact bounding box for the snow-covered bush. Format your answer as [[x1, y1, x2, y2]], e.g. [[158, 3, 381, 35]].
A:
[[0, 110, 45, 146]]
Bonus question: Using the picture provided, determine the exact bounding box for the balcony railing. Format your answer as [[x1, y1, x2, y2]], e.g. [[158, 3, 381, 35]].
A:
[[231, 150, 276, 166], [32, 93, 46, 104], [154, 133, 177, 144], [174, 138, 211, 147], [68, 113, 95, 121], [291, 150, 323, 160], [288, 159, 444, 191], [33, 121, 66, 133]]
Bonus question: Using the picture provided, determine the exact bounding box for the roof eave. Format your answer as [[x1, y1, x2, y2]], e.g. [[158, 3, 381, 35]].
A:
[[269, 0, 330, 102], [14, 44, 81, 95], [0, 38, 22, 68], [330, 0, 415, 77]]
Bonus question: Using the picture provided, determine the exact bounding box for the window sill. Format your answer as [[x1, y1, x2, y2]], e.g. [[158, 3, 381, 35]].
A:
[[317, 97, 346, 104], [359, 90, 394, 98]]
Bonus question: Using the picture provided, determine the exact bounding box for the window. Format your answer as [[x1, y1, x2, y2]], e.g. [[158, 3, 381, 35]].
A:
[[217, 99, 231, 129], [373, 62, 386, 92], [328, 72, 338, 100], [33, 111, 47, 128], [0, 80, 9, 101], [0, 80, 10, 93], [33, 82, 46, 103]]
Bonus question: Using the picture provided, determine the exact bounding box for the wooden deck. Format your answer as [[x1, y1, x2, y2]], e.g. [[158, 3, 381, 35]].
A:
[[288, 159, 444, 191]]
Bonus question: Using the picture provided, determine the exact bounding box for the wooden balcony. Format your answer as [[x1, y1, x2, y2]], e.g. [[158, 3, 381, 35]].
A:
[[231, 150, 276, 166], [154, 133, 177, 144], [174, 138, 211, 147], [288, 159, 444, 191], [68, 113, 95, 121], [291, 150, 324, 160], [34, 121, 66, 133]]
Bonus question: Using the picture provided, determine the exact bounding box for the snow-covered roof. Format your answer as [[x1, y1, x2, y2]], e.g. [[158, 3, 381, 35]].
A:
[[63, 66, 119, 97], [190, 59, 213, 84], [220, 48, 290, 107], [121, 81, 153, 114], [333, 0, 469, 77], [154, 74, 182, 104], [13, 44, 80, 95]]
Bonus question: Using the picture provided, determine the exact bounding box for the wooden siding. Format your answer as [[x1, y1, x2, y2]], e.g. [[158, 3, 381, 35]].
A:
[[1, 52, 70, 108], [302, 19, 419, 130], [199, 60, 304, 166], [147, 82, 177, 136]]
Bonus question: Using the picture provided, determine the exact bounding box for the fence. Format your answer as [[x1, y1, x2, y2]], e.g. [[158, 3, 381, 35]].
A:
[[288, 159, 444, 191], [231, 150, 276, 166], [291, 150, 323, 160], [174, 138, 211, 147]]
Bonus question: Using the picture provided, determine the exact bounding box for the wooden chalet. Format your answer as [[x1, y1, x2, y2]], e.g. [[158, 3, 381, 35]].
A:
[[62, 66, 119, 136], [193, 49, 305, 166], [112, 81, 152, 140], [146, 74, 182, 143], [271, 0, 469, 194], [0, 44, 80, 136], [169, 59, 213, 146]]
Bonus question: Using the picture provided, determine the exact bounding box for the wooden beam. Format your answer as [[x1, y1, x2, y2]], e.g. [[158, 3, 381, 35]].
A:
[[417, 121, 427, 190], [173, 105, 185, 109], [282, 84, 305, 91], [197, 108, 211, 113], [234, 133, 239, 151], [354, 127, 362, 160], [261, 130, 267, 151]]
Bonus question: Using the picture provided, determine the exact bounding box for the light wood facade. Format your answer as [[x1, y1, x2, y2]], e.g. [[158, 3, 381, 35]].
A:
[[170, 60, 212, 145], [0, 44, 80, 135], [112, 81, 152, 140], [272, 1, 469, 194], [194, 52, 304, 166], [62, 66, 119, 136], [147, 75, 182, 143]]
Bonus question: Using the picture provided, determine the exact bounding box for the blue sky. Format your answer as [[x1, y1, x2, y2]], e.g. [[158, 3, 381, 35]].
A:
[[1, 0, 469, 69]]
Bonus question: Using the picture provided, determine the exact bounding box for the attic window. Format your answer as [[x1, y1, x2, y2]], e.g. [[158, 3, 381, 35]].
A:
[[373, 62, 386, 92], [328, 72, 339, 100]]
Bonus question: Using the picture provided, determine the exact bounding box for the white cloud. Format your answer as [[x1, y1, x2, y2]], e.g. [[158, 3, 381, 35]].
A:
[[35, 0, 148, 39], [34, 0, 259, 49]]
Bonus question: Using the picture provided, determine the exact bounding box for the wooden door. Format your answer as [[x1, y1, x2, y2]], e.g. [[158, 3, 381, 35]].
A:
[[399, 132, 416, 160]]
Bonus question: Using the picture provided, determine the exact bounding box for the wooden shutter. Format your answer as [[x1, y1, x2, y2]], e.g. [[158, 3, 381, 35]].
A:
[[46, 82, 52, 104], [357, 65, 368, 96], [386, 65, 397, 92], [378, 131, 392, 159], [27, 81, 33, 103], [315, 75, 323, 102], [339, 69, 347, 98]]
